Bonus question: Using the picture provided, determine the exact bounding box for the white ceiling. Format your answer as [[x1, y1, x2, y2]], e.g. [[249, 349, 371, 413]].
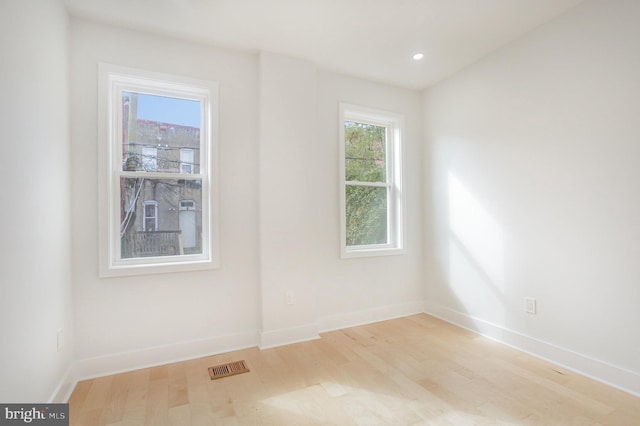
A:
[[64, 0, 584, 89]]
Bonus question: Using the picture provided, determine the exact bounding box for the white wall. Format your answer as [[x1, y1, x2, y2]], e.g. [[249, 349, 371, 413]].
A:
[[424, 0, 640, 393], [258, 52, 320, 347], [68, 20, 425, 378], [69, 21, 261, 372], [0, 0, 74, 402], [316, 71, 425, 331], [256, 57, 426, 346]]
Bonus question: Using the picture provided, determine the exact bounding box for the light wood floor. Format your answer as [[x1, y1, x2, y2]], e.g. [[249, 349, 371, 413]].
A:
[[68, 314, 640, 425]]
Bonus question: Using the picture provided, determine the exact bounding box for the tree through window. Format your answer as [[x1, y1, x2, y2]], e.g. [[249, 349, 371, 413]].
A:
[[340, 104, 404, 258]]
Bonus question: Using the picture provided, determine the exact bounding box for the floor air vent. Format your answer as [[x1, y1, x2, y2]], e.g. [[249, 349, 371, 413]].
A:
[[208, 360, 250, 380]]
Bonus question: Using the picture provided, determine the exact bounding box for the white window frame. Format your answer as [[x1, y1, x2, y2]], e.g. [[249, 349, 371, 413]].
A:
[[180, 148, 194, 174], [98, 64, 219, 277], [142, 200, 158, 231], [339, 103, 405, 258]]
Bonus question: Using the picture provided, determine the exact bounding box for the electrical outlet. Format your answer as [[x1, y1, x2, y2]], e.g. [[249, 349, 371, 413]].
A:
[[57, 328, 64, 352], [525, 298, 536, 315], [285, 291, 294, 305]]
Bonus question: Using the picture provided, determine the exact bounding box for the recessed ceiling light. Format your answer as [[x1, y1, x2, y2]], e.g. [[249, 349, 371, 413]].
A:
[[412, 53, 424, 61]]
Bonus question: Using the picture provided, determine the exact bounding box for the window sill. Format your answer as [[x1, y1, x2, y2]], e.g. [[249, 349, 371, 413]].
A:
[[341, 246, 405, 259], [99, 256, 218, 278]]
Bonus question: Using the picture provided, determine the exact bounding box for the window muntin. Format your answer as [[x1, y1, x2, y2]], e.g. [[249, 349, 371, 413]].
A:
[[340, 104, 404, 258], [99, 64, 219, 276]]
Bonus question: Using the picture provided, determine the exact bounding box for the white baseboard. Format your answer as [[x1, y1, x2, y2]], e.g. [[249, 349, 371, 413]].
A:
[[53, 303, 425, 401], [49, 364, 75, 403], [318, 300, 426, 333], [259, 323, 320, 349], [65, 329, 259, 397], [57, 302, 638, 403], [258, 300, 427, 349], [424, 302, 640, 397]]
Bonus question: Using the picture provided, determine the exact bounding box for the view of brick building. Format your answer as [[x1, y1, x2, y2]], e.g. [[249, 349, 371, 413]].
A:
[[120, 92, 203, 258]]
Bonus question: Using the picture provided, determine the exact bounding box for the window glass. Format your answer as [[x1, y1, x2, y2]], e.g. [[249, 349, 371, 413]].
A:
[[344, 121, 386, 183], [345, 186, 388, 246], [122, 92, 200, 174], [119, 177, 203, 258]]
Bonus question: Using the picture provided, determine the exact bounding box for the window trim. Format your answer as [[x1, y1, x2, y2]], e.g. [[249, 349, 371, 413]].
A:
[[98, 63, 219, 277], [339, 103, 405, 258]]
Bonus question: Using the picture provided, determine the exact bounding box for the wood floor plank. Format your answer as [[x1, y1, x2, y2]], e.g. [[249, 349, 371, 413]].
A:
[[73, 407, 103, 426], [99, 372, 131, 424], [67, 314, 640, 425], [82, 376, 114, 411], [188, 402, 215, 426], [119, 368, 150, 425], [144, 377, 168, 426], [167, 404, 191, 426], [68, 379, 92, 423], [168, 363, 189, 408]]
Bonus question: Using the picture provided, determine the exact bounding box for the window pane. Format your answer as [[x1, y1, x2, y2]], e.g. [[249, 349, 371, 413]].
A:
[[344, 121, 386, 182], [144, 203, 155, 217], [120, 177, 203, 258], [122, 92, 201, 173], [345, 185, 388, 246]]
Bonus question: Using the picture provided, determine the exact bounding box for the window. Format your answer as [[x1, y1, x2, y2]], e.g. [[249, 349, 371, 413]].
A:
[[142, 201, 158, 231], [141, 146, 158, 171], [180, 148, 194, 174], [99, 64, 219, 276], [339, 103, 404, 258]]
